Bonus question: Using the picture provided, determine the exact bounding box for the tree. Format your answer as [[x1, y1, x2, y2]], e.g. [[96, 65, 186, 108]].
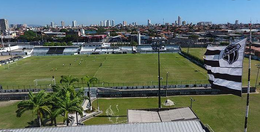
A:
[[110, 31, 118, 36], [54, 91, 83, 126], [188, 34, 199, 41], [81, 76, 98, 110], [16, 90, 52, 127], [60, 75, 79, 85], [130, 40, 138, 46], [60, 29, 68, 32], [53, 75, 86, 126], [19, 30, 38, 42]]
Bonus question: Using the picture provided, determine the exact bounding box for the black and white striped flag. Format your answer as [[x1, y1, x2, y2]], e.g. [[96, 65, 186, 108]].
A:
[[204, 39, 247, 96]]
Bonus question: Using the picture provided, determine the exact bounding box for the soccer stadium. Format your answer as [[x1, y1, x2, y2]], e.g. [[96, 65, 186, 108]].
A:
[[1, 1, 260, 131]]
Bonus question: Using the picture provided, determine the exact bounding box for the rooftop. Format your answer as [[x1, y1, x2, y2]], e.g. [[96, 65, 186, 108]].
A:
[[128, 107, 198, 123], [4, 120, 206, 132]]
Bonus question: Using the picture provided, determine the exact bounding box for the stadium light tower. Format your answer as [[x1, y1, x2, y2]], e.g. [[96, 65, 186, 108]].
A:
[[152, 40, 165, 109], [255, 64, 260, 88]]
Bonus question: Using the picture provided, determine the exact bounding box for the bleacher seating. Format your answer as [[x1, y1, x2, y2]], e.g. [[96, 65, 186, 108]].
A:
[[47, 47, 65, 54], [63, 47, 79, 55], [33, 46, 79, 55], [33, 47, 49, 55]]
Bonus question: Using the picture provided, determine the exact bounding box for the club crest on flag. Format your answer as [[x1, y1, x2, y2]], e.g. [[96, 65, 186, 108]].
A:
[[204, 38, 247, 96], [221, 44, 241, 65]]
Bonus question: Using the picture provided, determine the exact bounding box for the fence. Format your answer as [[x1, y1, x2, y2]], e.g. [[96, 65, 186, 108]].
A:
[[1, 80, 210, 90]]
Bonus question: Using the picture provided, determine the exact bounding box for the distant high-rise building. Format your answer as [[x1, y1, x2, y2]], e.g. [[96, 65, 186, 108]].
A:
[[178, 16, 181, 26], [61, 21, 65, 27], [72, 20, 77, 27], [100, 21, 103, 26], [197, 22, 212, 26], [235, 20, 239, 25], [106, 20, 110, 27], [104, 20, 107, 27], [148, 19, 151, 26], [182, 21, 186, 26], [111, 20, 115, 27], [0, 19, 9, 33], [51, 22, 55, 28], [175, 21, 178, 25], [123, 21, 127, 26]]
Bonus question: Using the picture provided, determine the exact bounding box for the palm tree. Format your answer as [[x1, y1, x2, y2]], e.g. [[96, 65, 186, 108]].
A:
[[60, 75, 79, 85], [81, 76, 98, 111], [16, 90, 52, 127], [55, 91, 83, 126], [48, 109, 60, 126]]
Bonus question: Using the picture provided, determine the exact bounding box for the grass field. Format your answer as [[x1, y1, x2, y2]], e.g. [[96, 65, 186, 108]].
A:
[[0, 101, 65, 129], [1, 94, 259, 131], [182, 48, 260, 86], [182, 48, 207, 59], [0, 101, 33, 129], [0, 54, 208, 88], [84, 94, 260, 132]]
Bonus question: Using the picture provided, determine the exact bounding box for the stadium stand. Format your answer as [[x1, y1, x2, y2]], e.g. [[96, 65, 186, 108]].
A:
[[33, 46, 79, 55], [47, 47, 65, 54], [32, 47, 49, 55]]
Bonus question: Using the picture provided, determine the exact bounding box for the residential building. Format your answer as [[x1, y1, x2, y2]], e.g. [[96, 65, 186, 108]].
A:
[[178, 16, 181, 26], [72, 20, 77, 27], [0, 19, 9, 33]]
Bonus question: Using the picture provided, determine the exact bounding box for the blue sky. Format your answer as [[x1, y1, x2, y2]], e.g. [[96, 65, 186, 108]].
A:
[[0, 0, 259, 26]]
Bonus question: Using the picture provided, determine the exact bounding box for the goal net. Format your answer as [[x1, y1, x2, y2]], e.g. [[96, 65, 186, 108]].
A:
[[33, 78, 56, 86]]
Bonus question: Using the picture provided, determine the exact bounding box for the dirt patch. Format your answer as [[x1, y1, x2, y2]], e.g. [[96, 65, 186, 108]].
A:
[[0, 100, 19, 107], [0, 56, 11, 61]]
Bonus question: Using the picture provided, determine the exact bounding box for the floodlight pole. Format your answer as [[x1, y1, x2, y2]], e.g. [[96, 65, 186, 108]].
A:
[[254, 65, 260, 88], [87, 83, 92, 111], [190, 97, 195, 109], [96, 89, 99, 111], [158, 45, 161, 109], [166, 72, 169, 97]]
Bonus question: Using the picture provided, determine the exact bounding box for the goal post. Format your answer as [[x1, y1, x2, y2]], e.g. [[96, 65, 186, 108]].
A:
[[33, 78, 56, 86]]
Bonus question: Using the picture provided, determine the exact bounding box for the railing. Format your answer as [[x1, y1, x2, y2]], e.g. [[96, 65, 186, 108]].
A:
[[1, 80, 210, 90]]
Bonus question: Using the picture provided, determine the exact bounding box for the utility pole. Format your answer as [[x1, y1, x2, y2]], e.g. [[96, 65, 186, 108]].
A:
[[255, 64, 260, 88], [190, 97, 195, 109], [166, 72, 169, 97], [152, 40, 164, 109]]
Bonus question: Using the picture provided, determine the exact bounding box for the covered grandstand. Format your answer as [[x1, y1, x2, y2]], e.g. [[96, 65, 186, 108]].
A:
[[136, 45, 180, 53], [33, 46, 80, 56]]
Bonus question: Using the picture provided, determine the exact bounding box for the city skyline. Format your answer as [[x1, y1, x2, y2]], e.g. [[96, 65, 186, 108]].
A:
[[0, 0, 259, 26]]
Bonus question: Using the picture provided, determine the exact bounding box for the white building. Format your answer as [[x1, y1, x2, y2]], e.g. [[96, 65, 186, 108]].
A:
[[148, 19, 151, 26], [106, 20, 110, 27], [80, 29, 85, 36], [104, 20, 107, 27], [61, 21, 65, 27], [50, 22, 55, 28], [72, 20, 77, 27], [178, 16, 181, 26], [111, 20, 115, 27]]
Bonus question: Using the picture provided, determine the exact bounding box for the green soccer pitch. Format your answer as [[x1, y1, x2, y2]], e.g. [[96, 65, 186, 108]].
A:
[[0, 53, 208, 88]]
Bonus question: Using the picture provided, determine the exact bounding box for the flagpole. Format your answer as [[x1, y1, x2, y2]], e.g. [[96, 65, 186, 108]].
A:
[[244, 22, 252, 132]]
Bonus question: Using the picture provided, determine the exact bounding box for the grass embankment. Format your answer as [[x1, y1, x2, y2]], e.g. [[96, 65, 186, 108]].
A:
[[84, 94, 260, 132]]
